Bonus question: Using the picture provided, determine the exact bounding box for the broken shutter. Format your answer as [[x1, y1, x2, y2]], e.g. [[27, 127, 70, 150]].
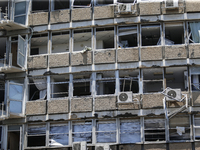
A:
[[17, 35, 26, 68], [8, 82, 24, 114]]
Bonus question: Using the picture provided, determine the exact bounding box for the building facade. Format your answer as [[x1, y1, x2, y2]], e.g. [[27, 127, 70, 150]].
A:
[[0, 0, 200, 149]]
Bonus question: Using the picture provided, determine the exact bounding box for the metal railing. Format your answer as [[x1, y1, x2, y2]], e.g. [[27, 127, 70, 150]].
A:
[[0, 7, 8, 21]]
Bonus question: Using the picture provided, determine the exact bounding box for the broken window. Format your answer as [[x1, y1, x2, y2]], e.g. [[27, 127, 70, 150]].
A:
[[143, 68, 163, 93], [165, 23, 184, 45], [49, 123, 69, 146], [0, 1, 9, 20], [144, 118, 165, 141], [188, 22, 200, 43], [32, 0, 49, 12], [51, 75, 69, 99], [118, 26, 137, 48], [0, 37, 6, 67], [120, 119, 141, 143], [95, 0, 113, 5], [0, 81, 5, 113], [29, 77, 47, 101], [7, 125, 21, 149], [119, 69, 139, 93], [96, 27, 115, 49], [194, 116, 200, 140], [73, 73, 91, 97], [165, 67, 188, 91], [96, 120, 116, 143], [169, 115, 190, 141], [191, 74, 200, 91], [31, 33, 48, 55], [96, 71, 115, 95], [72, 121, 92, 143], [14, 1, 27, 25], [73, 0, 91, 8], [27, 124, 46, 147], [52, 31, 69, 53], [53, 0, 70, 10], [73, 29, 92, 52], [141, 24, 160, 46]]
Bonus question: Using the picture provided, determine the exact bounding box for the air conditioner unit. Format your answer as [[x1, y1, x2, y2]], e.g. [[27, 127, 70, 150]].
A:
[[165, 0, 179, 8], [118, 92, 132, 103], [72, 141, 86, 150], [95, 145, 110, 150], [165, 88, 181, 101], [118, 4, 132, 14]]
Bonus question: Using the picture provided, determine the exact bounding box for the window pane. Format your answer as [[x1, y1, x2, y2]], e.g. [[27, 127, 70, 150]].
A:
[[73, 124, 92, 132], [50, 125, 68, 134], [97, 122, 116, 131], [50, 134, 68, 146], [9, 84, 23, 101], [73, 133, 92, 142], [28, 126, 46, 135], [14, 16, 26, 25], [97, 132, 116, 143], [15, 2, 26, 15], [10, 101, 22, 113]]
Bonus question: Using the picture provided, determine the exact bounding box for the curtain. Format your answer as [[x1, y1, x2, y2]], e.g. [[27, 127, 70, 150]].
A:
[[33, 78, 47, 99], [189, 22, 200, 43]]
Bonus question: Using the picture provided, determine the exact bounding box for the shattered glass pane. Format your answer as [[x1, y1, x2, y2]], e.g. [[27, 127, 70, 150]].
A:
[[28, 126, 46, 135], [9, 84, 23, 101], [73, 133, 92, 142], [49, 134, 68, 146], [50, 125, 68, 134]]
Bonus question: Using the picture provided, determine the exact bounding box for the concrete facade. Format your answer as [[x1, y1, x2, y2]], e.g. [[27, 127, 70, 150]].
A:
[[50, 9, 70, 24], [117, 48, 139, 62], [71, 8, 92, 21], [95, 96, 117, 111], [48, 99, 69, 114], [141, 46, 163, 61], [71, 51, 92, 66], [27, 55, 48, 69], [71, 97, 93, 112], [94, 50, 115, 64], [49, 53, 69, 68], [94, 6, 114, 19], [29, 12, 49, 26], [26, 100, 46, 115]]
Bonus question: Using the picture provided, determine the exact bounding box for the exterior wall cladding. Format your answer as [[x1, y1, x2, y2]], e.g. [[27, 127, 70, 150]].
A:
[[2, 0, 200, 149]]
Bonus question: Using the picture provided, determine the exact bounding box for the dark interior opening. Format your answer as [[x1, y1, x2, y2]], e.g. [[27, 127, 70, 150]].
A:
[[7, 131, 20, 150], [73, 0, 91, 6], [29, 83, 40, 101], [32, 0, 49, 12], [73, 82, 91, 96], [27, 136, 46, 147], [96, 0, 113, 5], [54, 0, 70, 10], [120, 79, 138, 93]]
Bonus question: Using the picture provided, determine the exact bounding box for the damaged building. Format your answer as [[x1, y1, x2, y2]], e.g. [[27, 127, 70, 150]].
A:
[[1, 0, 200, 149]]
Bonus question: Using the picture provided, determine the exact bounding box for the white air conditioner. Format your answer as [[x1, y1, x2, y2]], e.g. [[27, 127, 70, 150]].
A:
[[165, 0, 179, 8], [118, 92, 133, 103], [95, 145, 110, 150], [165, 88, 181, 101], [118, 4, 132, 14], [72, 141, 86, 150]]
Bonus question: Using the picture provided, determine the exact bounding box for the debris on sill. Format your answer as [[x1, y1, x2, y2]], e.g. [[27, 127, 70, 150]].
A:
[[176, 126, 185, 136], [81, 46, 92, 53]]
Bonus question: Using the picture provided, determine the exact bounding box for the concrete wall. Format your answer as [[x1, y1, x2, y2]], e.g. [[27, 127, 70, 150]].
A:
[[29, 12, 48, 26], [118, 144, 141, 150], [117, 48, 139, 63], [144, 144, 166, 150], [141, 46, 162, 61], [26, 100, 46, 115], [169, 143, 192, 150], [94, 50, 115, 64], [94, 6, 114, 20], [192, 91, 200, 106], [118, 94, 140, 110], [165, 45, 187, 60], [142, 93, 164, 109], [139, 2, 161, 16], [72, 8, 92, 21], [195, 142, 200, 150], [27, 55, 48, 69], [162, 1, 185, 14], [71, 51, 92, 66], [50, 9, 70, 24], [49, 53, 69, 68], [48, 99, 69, 114], [186, 0, 200, 12], [189, 44, 200, 58], [71, 97, 92, 112], [95, 96, 117, 111]]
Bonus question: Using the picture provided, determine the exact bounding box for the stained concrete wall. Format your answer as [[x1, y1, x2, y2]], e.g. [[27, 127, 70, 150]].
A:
[[162, 1, 184, 14], [195, 142, 200, 150], [94, 6, 114, 20], [48, 99, 68, 114], [50, 9, 70, 24], [144, 144, 166, 150], [117, 48, 139, 63], [26, 100, 46, 115], [94, 50, 115, 64], [169, 143, 192, 150], [49, 53, 69, 68], [72, 8, 92, 21], [165, 45, 187, 60], [27, 55, 48, 69], [119, 144, 141, 150], [142, 93, 164, 109], [95, 96, 117, 111], [139, 2, 161, 16], [71, 97, 92, 112], [71, 51, 92, 66], [118, 94, 140, 110], [186, 0, 200, 12], [141, 46, 162, 61], [192, 91, 200, 106], [29, 12, 49, 26], [189, 44, 200, 58]]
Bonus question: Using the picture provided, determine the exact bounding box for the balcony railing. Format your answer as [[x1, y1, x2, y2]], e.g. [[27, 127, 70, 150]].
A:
[[0, 7, 8, 21]]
